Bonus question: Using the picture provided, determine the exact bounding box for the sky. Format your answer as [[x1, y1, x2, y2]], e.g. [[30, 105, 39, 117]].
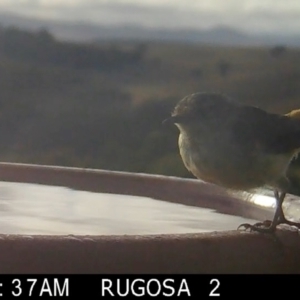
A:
[[0, 0, 299, 35]]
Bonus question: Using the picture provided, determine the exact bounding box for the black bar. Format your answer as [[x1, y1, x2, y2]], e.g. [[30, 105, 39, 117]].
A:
[[0, 274, 297, 298]]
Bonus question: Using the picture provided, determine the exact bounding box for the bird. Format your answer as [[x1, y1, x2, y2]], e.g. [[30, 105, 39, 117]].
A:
[[163, 92, 300, 233]]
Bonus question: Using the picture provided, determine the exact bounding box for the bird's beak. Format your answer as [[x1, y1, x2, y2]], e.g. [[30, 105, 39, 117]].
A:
[[162, 115, 181, 126], [162, 116, 174, 126]]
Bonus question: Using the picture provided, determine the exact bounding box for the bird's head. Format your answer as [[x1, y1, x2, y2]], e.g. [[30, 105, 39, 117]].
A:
[[163, 92, 235, 131]]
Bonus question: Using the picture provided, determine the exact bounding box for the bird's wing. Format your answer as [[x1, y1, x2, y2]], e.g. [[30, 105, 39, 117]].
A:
[[232, 106, 300, 154]]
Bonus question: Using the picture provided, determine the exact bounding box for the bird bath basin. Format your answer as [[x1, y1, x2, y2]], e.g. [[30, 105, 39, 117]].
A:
[[0, 162, 299, 235], [0, 162, 300, 274]]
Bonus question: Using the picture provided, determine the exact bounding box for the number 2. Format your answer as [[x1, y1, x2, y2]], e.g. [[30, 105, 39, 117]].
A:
[[209, 279, 220, 296]]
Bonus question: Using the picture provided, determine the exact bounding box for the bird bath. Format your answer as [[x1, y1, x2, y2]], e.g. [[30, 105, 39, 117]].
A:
[[0, 162, 300, 274]]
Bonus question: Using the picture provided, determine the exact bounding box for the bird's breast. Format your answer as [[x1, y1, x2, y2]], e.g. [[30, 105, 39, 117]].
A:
[[178, 131, 294, 191], [178, 132, 224, 183]]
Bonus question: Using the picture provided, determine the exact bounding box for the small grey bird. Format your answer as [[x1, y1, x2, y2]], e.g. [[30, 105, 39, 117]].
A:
[[164, 92, 300, 233]]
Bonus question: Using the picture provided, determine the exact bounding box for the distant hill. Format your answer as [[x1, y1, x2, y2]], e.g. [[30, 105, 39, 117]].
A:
[[0, 11, 300, 47], [1, 23, 300, 192]]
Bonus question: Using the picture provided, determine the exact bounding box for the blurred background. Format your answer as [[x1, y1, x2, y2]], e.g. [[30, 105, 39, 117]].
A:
[[0, 0, 300, 195]]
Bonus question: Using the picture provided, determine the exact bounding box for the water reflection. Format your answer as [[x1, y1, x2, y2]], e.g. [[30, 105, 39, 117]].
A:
[[233, 188, 300, 223], [0, 181, 263, 235]]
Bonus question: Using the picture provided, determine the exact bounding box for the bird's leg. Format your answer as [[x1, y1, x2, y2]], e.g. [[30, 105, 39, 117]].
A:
[[274, 190, 286, 223], [274, 190, 300, 229]]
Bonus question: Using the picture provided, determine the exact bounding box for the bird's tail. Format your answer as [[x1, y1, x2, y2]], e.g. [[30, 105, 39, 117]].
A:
[[285, 109, 300, 120], [285, 109, 300, 155]]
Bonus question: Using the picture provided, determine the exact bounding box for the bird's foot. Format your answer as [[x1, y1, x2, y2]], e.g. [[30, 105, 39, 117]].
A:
[[237, 220, 276, 233], [237, 190, 300, 233], [238, 218, 300, 233]]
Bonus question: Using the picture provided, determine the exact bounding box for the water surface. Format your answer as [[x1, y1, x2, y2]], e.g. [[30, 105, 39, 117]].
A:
[[0, 181, 277, 235]]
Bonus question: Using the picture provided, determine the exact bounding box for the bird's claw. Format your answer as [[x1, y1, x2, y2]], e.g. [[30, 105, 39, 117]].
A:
[[237, 223, 253, 231], [277, 218, 300, 230], [237, 220, 275, 233]]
